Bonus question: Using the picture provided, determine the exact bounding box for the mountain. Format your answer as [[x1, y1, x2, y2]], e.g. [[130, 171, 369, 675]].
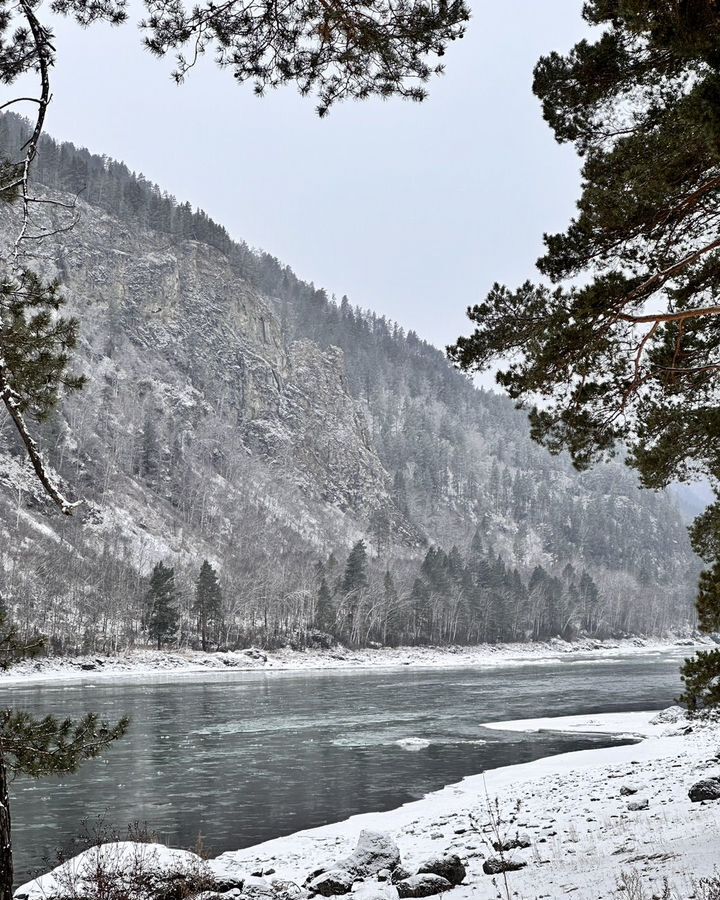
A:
[[0, 113, 700, 652]]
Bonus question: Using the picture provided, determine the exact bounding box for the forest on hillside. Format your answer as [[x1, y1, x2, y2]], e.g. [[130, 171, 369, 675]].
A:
[[0, 113, 701, 654]]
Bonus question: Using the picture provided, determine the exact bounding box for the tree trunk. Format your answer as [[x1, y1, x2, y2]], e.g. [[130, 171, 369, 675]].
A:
[[0, 754, 13, 900]]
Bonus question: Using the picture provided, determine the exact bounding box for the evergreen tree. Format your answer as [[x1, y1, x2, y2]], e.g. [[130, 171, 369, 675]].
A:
[[448, 545, 464, 583], [680, 649, 720, 712], [146, 562, 179, 649], [450, 2, 720, 702], [579, 571, 601, 634], [342, 540, 369, 595], [194, 560, 222, 651], [0, 610, 127, 900], [410, 577, 432, 643], [0, 259, 85, 513]]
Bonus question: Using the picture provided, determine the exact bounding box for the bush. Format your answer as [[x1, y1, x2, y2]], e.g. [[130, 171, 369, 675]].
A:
[[29, 822, 216, 900]]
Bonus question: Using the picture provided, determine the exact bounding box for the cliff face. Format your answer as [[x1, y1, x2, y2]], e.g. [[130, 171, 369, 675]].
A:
[[0, 194, 418, 565]]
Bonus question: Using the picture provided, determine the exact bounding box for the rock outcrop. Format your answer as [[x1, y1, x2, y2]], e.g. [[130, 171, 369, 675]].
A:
[[335, 831, 401, 878], [303, 832, 464, 899], [688, 776, 720, 802], [482, 857, 527, 875], [395, 875, 452, 898], [415, 855, 465, 886]]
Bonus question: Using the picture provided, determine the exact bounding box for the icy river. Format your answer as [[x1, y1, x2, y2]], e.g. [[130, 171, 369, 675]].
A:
[[7, 651, 689, 882]]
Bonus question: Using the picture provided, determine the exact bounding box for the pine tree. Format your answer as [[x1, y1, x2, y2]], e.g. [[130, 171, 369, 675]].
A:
[[449, 2, 720, 704], [410, 578, 432, 643], [194, 560, 222, 651], [342, 540, 369, 595], [680, 649, 720, 712], [369, 507, 391, 557], [146, 562, 179, 650], [0, 263, 85, 513], [0, 610, 127, 900], [579, 571, 601, 634]]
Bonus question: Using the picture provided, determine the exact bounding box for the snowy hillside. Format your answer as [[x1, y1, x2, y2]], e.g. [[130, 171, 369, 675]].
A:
[[0, 113, 700, 651]]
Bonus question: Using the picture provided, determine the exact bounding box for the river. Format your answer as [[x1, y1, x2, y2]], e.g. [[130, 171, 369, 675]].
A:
[[6, 650, 687, 883]]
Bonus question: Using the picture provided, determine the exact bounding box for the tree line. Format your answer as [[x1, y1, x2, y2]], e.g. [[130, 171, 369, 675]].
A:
[[56, 530, 688, 657]]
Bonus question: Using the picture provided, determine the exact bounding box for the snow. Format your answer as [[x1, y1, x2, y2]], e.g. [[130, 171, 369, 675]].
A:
[[15, 842, 206, 900], [0, 637, 709, 686], [483, 710, 672, 739], [206, 709, 720, 899], [16, 707, 720, 899]]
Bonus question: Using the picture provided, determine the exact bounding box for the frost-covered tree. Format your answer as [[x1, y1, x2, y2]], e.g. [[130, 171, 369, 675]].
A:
[[0, 229, 85, 512]]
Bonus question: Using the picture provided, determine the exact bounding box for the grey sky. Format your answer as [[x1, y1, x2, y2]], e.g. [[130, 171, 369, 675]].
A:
[[22, 1, 588, 351]]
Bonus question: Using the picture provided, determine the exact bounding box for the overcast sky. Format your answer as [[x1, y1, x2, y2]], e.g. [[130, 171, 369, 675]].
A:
[[19, 1, 589, 352]]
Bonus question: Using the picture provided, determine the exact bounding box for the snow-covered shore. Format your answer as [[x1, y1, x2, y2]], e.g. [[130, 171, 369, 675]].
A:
[[0, 636, 709, 686], [202, 709, 720, 899], [17, 708, 720, 899]]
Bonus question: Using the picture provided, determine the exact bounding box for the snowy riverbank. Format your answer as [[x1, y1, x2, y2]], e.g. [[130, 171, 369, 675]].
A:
[[17, 707, 720, 899], [0, 636, 710, 686], [205, 708, 720, 899]]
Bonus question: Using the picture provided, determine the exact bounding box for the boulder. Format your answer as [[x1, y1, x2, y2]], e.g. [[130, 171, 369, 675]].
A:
[[13, 842, 208, 900], [309, 869, 355, 896], [491, 834, 531, 853], [650, 706, 686, 726], [336, 831, 401, 877], [305, 867, 327, 885], [619, 785, 638, 796], [391, 866, 412, 885], [271, 880, 307, 900], [416, 854, 466, 886], [351, 883, 399, 900], [395, 875, 453, 897], [482, 857, 527, 875], [211, 875, 246, 892], [627, 798, 649, 811], [242, 875, 278, 899], [689, 776, 720, 802]]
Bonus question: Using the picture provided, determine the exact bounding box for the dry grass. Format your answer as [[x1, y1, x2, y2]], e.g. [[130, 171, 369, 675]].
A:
[[616, 868, 720, 900], [37, 819, 216, 900]]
